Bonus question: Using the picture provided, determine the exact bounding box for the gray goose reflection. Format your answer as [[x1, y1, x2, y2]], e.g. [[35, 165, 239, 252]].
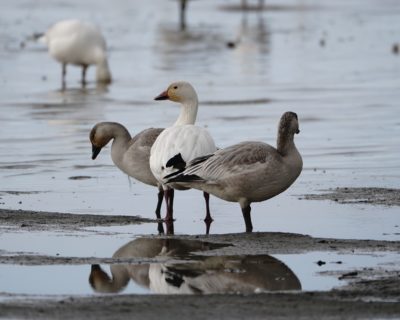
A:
[[89, 238, 301, 294]]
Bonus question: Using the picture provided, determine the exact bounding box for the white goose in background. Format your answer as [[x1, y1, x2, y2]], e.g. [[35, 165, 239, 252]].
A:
[[89, 122, 165, 233], [40, 19, 112, 85], [150, 81, 217, 233], [166, 112, 303, 232]]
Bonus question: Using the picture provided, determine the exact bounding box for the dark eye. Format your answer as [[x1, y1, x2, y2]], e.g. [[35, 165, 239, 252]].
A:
[[173, 86, 178, 89]]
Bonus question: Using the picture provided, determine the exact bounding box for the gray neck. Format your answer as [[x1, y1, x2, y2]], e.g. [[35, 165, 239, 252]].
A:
[[100, 265, 130, 293], [110, 124, 131, 165], [173, 98, 198, 126], [277, 132, 296, 157]]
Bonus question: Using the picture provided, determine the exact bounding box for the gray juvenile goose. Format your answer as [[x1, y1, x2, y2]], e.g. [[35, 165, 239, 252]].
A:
[[90, 122, 164, 227], [166, 112, 303, 232]]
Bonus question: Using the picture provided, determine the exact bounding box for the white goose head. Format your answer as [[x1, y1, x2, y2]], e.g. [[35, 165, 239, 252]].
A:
[[154, 81, 199, 126]]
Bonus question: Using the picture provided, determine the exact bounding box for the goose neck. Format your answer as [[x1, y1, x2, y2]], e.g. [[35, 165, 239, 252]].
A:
[[173, 99, 198, 126], [96, 58, 112, 83], [110, 125, 131, 165], [277, 133, 296, 157]]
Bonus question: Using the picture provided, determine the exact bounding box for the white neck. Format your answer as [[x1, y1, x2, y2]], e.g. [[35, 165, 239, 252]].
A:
[[173, 98, 198, 126], [96, 58, 112, 83]]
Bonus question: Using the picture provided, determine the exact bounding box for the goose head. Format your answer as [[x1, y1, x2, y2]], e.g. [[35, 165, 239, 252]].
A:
[[276, 112, 300, 156], [279, 112, 300, 136], [89, 264, 113, 292], [154, 81, 198, 105], [89, 122, 113, 160], [89, 264, 129, 293]]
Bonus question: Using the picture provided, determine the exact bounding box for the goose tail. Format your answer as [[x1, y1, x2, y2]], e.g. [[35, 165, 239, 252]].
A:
[[164, 153, 213, 183]]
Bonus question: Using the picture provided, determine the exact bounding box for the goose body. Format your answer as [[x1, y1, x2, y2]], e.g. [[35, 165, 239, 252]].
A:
[[150, 81, 217, 228], [167, 112, 303, 232], [90, 122, 164, 223], [150, 124, 216, 187], [42, 19, 112, 84]]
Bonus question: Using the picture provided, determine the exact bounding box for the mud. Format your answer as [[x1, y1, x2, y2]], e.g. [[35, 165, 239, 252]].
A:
[[1, 290, 400, 320], [0, 209, 153, 232], [302, 187, 400, 207]]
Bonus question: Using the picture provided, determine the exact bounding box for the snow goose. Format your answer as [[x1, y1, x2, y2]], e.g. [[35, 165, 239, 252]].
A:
[[166, 112, 303, 232], [150, 81, 217, 232], [90, 122, 165, 232], [41, 19, 112, 85]]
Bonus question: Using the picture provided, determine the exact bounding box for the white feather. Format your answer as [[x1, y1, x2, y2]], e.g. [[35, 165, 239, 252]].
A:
[[150, 125, 216, 183]]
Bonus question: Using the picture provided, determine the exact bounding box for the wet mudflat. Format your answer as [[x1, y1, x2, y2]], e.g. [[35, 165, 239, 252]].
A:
[[1, 208, 400, 319], [1, 0, 400, 318]]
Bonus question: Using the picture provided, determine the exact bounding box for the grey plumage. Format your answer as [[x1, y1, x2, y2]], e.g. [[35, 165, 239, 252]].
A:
[[166, 112, 303, 232]]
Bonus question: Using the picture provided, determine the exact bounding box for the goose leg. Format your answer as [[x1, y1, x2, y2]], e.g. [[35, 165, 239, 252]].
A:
[[241, 205, 253, 233], [164, 188, 175, 222], [165, 188, 175, 234], [156, 188, 165, 234], [203, 192, 213, 235], [61, 63, 66, 88], [82, 64, 88, 85], [180, 0, 187, 30], [165, 219, 174, 235], [155, 188, 164, 219]]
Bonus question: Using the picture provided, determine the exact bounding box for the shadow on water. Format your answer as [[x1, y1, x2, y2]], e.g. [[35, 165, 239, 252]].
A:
[[89, 238, 301, 294]]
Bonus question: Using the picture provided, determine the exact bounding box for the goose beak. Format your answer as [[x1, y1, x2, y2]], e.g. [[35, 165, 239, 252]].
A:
[[296, 129, 300, 134], [154, 90, 169, 101], [92, 145, 102, 160]]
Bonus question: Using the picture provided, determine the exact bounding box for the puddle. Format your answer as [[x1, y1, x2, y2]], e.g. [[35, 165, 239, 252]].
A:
[[275, 251, 400, 291], [1, 238, 300, 296], [1, 238, 398, 297], [0, 231, 136, 258], [88, 238, 300, 294], [0, 0, 399, 240]]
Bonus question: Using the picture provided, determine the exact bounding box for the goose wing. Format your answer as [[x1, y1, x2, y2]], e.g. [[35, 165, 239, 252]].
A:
[[173, 141, 279, 182]]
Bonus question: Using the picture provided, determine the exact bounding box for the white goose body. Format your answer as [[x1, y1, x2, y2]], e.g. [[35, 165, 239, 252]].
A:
[[149, 81, 217, 226], [150, 124, 216, 186], [150, 82, 217, 187], [42, 19, 111, 83], [167, 112, 303, 232]]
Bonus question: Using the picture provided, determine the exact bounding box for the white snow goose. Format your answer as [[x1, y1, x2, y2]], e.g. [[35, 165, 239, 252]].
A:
[[41, 19, 112, 85], [90, 122, 165, 233], [166, 112, 303, 232], [149, 81, 217, 233]]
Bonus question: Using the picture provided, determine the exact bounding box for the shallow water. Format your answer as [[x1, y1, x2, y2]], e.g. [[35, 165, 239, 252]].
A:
[[1, 237, 397, 296], [0, 0, 400, 298]]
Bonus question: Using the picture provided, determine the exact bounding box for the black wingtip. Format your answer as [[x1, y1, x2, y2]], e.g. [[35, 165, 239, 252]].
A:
[[166, 153, 186, 170], [166, 174, 203, 184]]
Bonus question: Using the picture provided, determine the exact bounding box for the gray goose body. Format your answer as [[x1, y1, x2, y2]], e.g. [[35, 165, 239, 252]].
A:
[[166, 112, 303, 232], [90, 122, 165, 229]]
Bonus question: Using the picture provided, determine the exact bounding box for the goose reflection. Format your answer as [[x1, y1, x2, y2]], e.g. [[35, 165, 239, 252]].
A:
[[89, 238, 301, 294]]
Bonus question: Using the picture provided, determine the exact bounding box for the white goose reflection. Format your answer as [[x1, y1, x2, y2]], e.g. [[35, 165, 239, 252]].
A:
[[89, 238, 301, 294]]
